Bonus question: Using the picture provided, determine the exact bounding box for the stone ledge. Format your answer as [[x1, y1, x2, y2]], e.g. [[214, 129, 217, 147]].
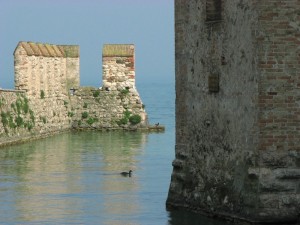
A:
[[0, 129, 70, 148], [0, 89, 27, 93], [71, 124, 165, 133]]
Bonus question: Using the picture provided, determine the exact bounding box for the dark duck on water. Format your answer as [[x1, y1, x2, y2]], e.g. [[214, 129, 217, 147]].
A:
[[120, 170, 132, 177]]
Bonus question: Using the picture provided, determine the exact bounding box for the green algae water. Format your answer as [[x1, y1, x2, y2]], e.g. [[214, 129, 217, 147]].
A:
[[0, 82, 234, 225]]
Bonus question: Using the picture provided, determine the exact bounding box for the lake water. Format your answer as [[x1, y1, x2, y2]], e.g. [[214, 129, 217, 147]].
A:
[[0, 82, 234, 225]]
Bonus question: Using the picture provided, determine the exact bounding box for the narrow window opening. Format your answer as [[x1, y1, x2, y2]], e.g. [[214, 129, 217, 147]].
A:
[[206, 0, 222, 22], [208, 74, 219, 93]]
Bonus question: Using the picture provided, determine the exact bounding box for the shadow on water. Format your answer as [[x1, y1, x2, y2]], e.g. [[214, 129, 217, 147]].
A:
[[168, 210, 234, 225]]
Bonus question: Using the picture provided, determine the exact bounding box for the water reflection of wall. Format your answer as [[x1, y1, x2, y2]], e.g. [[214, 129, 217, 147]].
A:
[[14, 133, 84, 222], [98, 131, 148, 225], [0, 131, 148, 224]]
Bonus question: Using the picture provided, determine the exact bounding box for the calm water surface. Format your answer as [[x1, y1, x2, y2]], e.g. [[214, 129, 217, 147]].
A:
[[0, 83, 233, 225]]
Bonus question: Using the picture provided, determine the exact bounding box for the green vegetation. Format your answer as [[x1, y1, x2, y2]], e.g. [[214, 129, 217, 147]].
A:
[[23, 97, 29, 114], [120, 88, 130, 95], [124, 110, 131, 118], [1, 95, 35, 132], [9, 115, 16, 129], [64, 100, 68, 106], [83, 102, 88, 108], [0, 98, 4, 108], [68, 111, 74, 117], [80, 111, 99, 126], [82, 111, 89, 119], [29, 110, 35, 123], [11, 103, 16, 112], [40, 90, 45, 99], [93, 90, 100, 98], [16, 99, 22, 114], [87, 117, 99, 125], [15, 116, 23, 127], [24, 122, 34, 131], [40, 116, 47, 124], [1, 112, 8, 127], [119, 87, 130, 100], [117, 117, 128, 125], [116, 109, 142, 126], [11, 96, 29, 114], [129, 115, 141, 125]]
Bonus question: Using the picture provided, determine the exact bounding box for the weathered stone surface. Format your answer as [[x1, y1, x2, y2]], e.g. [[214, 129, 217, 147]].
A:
[[102, 44, 135, 91], [0, 42, 148, 147], [167, 0, 300, 224], [69, 87, 147, 129]]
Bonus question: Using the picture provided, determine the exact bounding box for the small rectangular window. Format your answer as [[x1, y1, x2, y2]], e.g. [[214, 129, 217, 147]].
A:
[[208, 74, 219, 93], [206, 0, 222, 22]]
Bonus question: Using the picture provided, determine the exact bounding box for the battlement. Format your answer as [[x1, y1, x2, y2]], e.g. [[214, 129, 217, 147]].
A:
[[14, 41, 80, 95], [102, 44, 135, 91], [0, 41, 148, 146], [0, 41, 148, 144]]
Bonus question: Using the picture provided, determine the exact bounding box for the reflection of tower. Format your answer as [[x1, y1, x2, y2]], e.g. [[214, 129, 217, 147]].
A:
[[99, 132, 148, 224]]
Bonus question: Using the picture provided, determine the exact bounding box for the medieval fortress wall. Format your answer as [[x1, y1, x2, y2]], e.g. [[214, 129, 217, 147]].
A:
[[0, 41, 147, 146], [167, 0, 299, 224]]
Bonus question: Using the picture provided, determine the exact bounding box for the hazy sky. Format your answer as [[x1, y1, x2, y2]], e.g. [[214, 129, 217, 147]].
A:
[[0, 0, 174, 89]]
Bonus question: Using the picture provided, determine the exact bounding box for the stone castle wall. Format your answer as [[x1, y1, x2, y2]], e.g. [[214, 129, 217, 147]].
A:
[[12, 42, 80, 136], [167, 0, 299, 224], [102, 44, 135, 91], [0, 89, 34, 144], [255, 1, 300, 222], [14, 42, 80, 96], [69, 87, 147, 129], [0, 42, 147, 146]]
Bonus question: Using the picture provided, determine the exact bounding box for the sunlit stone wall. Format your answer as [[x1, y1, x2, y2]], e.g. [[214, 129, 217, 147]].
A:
[[102, 44, 135, 91], [0, 42, 148, 147]]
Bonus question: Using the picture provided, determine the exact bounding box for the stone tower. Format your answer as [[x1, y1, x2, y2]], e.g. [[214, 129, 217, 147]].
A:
[[14, 41, 80, 97], [167, 0, 300, 224], [102, 44, 135, 91], [102, 44, 148, 126]]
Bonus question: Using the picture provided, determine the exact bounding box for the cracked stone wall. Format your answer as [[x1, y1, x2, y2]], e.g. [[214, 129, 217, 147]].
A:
[[167, 0, 300, 224]]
